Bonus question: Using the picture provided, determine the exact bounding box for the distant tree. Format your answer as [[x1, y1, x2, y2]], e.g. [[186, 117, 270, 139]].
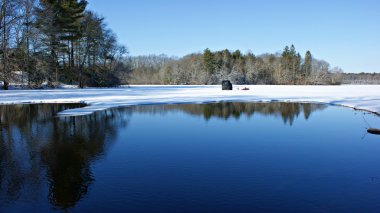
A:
[[232, 49, 242, 60], [280, 46, 291, 84], [203, 48, 215, 75], [280, 44, 301, 84], [302, 50, 312, 83], [329, 67, 343, 85], [341, 72, 380, 84], [295, 53, 302, 82], [289, 45, 296, 55], [245, 52, 257, 84], [222, 49, 232, 66], [128, 47, 345, 86]]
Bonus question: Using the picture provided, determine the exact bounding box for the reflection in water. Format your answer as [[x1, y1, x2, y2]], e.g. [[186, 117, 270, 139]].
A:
[[132, 102, 326, 125], [0, 102, 325, 210], [0, 104, 130, 210]]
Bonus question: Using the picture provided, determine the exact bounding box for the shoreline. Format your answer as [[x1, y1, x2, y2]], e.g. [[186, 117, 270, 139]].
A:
[[0, 85, 379, 117]]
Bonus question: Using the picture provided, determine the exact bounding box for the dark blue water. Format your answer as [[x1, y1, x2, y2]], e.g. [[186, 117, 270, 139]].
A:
[[0, 102, 380, 213]]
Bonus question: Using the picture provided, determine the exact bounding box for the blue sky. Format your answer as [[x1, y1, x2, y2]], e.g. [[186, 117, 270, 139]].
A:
[[87, 0, 380, 73]]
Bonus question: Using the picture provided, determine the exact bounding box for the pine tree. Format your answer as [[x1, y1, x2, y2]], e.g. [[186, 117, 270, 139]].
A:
[[295, 53, 302, 83], [280, 46, 291, 84], [59, 0, 87, 87], [59, 0, 87, 41], [290, 45, 296, 56], [303, 50, 312, 78], [35, 0, 87, 86], [280, 45, 301, 84], [203, 48, 215, 74], [232, 50, 242, 60]]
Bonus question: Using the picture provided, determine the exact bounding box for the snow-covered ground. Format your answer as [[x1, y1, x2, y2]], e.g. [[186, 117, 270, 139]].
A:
[[0, 85, 379, 116]]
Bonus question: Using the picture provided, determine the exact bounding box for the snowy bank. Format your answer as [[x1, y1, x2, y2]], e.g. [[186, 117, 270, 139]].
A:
[[0, 85, 379, 116]]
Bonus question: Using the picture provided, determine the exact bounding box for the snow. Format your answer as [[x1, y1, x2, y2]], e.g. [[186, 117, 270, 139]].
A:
[[0, 85, 379, 116]]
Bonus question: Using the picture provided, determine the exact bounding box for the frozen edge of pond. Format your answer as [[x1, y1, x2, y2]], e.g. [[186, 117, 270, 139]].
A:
[[0, 85, 379, 116]]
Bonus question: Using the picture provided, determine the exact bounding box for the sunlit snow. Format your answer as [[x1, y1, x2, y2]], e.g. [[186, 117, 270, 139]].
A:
[[0, 85, 379, 116]]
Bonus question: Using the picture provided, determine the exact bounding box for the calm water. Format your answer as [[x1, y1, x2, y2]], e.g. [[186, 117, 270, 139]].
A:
[[0, 102, 380, 213]]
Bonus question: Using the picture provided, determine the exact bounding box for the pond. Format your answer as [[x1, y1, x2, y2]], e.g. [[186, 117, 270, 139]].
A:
[[0, 102, 380, 212]]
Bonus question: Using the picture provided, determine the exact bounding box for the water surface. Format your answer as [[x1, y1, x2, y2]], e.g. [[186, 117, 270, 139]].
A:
[[0, 102, 380, 212]]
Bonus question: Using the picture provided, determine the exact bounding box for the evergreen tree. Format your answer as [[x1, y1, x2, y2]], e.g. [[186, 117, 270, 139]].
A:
[[59, 0, 87, 87], [35, 0, 87, 86], [290, 45, 296, 56], [59, 0, 87, 41], [222, 49, 232, 69], [281, 45, 301, 84], [280, 46, 291, 84], [303, 50, 312, 79], [232, 50, 242, 60], [295, 52, 302, 82], [283, 46, 290, 56], [203, 48, 215, 74]]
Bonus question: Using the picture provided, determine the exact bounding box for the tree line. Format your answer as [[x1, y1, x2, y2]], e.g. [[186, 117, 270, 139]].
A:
[[2, 1, 373, 89], [341, 73, 380, 84], [0, 0, 129, 90], [129, 45, 344, 85]]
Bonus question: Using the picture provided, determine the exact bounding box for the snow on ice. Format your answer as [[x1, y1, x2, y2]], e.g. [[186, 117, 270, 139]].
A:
[[0, 85, 379, 116]]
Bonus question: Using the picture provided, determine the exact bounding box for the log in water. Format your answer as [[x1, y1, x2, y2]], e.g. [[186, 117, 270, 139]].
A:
[[367, 128, 380, 135]]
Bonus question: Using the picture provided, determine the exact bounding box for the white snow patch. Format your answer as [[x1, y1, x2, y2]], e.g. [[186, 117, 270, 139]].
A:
[[0, 85, 379, 116]]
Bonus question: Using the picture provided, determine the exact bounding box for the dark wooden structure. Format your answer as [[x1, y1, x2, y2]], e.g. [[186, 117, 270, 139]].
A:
[[222, 80, 232, 90]]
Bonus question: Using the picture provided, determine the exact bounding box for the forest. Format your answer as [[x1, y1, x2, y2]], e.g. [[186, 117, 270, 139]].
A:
[[128, 46, 344, 85], [341, 72, 380, 84], [1, 0, 377, 89], [0, 0, 128, 90]]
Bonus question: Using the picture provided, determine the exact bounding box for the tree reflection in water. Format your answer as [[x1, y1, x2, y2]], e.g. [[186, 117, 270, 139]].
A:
[[0, 104, 130, 210], [132, 102, 326, 125], [0, 102, 325, 210]]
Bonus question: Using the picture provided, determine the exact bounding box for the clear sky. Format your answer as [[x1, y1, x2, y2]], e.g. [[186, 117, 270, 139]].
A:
[[87, 0, 380, 73]]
